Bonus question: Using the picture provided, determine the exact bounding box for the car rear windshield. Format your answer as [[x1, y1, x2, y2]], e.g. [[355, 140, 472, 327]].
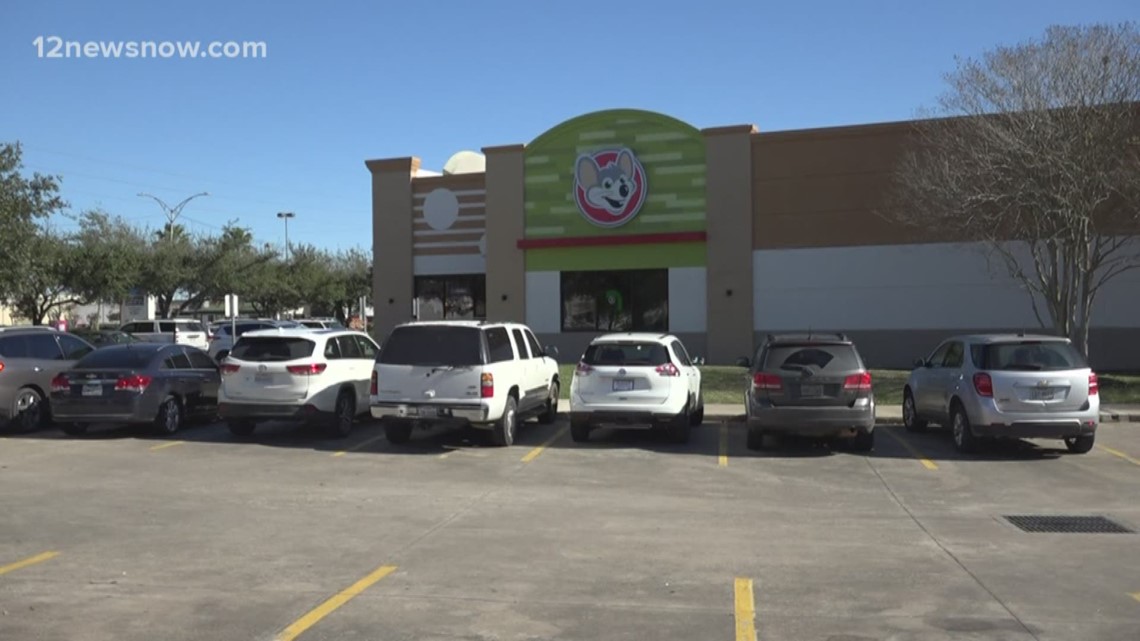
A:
[[378, 326, 483, 366], [582, 342, 671, 366], [762, 343, 862, 373], [75, 347, 158, 369], [973, 341, 1087, 371], [230, 337, 315, 362]]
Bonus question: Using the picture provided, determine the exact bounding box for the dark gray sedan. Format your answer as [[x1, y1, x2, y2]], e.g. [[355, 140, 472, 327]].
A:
[[50, 343, 221, 436]]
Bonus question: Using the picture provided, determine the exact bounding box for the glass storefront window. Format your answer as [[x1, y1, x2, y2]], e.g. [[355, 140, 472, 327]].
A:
[[560, 269, 668, 332], [414, 274, 486, 320]]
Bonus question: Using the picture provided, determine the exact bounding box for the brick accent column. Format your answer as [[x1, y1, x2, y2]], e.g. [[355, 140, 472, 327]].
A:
[[482, 144, 526, 323], [365, 156, 420, 343]]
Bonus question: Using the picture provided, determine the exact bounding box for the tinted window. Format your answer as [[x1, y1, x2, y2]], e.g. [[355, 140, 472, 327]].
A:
[[377, 326, 483, 366], [977, 341, 1086, 371], [58, 334, 94, 360], [217, 322, 272, 337], [0, 335, 30, 358], [927, 342, 951, 368], [355, 335, 378, 359], [158, 322, 177, 333], [524, 330, 543, 359], [511, 329, 530, 359], [28, 334, 63, 360], [485, 327, 514, 363], [336, 335, 363, 359], [187, 350, 217, 369], [942, 342, 964, 368], [301, 321, 323, 328], [582, 342, 670, 366], [414, 274, 487, 320], [121, 322, 150, 333], [172, 351, 193, 369], [561, 269, 668, 332], [231, 337, 316, 362], [671, 340, 693, 367], [75, 347, 160, 369], [323, 339, 342, 359], [761, 343, 862, 373]]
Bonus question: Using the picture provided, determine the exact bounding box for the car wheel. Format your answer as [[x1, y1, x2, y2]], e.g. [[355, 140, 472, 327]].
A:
[[382, 419, 412, 445], [490, 395, 517, 447], [746, 428, 764, 451], [61, 422, 89, 437], [227, 420, 256, 438], [11, 387, 45, 433], [537, 382, 559, 425], [154, 397, 181, 435], [570, 418, 591, 443], [689, 393, 704, 426], [851, 428, 874, 453], [668, 401, 691, 444], [903, 390, 927, 432], [328, 390, 355, 438], [951, 404, 978, 454], [1064, 434, 1095, 454]]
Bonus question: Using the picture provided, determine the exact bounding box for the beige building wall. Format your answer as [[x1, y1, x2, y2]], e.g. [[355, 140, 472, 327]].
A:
[[482, 144, 526, 323], [704, 125, 757, 363], [366, 157, 419, 342]]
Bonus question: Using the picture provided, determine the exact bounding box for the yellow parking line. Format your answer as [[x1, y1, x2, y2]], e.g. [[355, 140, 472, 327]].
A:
[[521, 426, 568, 463], [718, 423, 728, 467], [149, 440, 185, 451], [275, 564, 397, 641], [734, 577, 757, 641], [0, 551, 59, 577], [1130, 591, 1140, 603], [331, 434, 387, 458], [880, 428, 938, 470], [1098, 445, 1140, 467]]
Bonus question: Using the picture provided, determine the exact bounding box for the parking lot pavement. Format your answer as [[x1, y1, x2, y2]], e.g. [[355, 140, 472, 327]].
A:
[[1, 417, 1139, 641]]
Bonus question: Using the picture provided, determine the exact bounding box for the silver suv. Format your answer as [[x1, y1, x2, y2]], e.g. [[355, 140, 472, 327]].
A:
[[903, 334, 1099, 454], [0, 327, 95, 431]]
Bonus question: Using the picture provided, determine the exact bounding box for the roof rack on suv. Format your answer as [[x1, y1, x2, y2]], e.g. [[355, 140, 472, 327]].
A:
[[766, 331, 848, 343]]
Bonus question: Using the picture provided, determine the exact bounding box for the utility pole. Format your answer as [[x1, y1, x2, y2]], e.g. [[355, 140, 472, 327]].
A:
[[276, 211, 296, 262], [138, 192, 209, 241]]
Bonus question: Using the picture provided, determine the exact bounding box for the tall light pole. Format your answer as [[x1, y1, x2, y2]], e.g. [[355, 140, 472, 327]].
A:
[[276, 211, 296, 262], [138, 192, 209, 241]]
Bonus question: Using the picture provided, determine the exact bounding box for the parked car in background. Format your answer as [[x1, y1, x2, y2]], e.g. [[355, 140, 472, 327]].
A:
[[370, 321, 560, 446], [568, 333, 702, 444], [70, 328, 137, 347], [120, 319, 209, 350], [218, 328, 380, 437], [739, 333, 875, 452], [0, 327, 95, 431], [296, 318, 345, 330], [208, 319, 297, 361], [903, 334, 1099, 454], [51, 343, 220, 436]]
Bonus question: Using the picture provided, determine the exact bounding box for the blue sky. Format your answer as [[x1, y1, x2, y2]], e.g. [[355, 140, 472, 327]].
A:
[[1, 0, 1136, 251]]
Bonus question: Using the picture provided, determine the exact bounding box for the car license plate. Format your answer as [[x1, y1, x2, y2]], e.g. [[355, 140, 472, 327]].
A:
[[800, 384, 823, 397], [254, 372, 273, 384], [82, 383, 102, 397], [400, 406, 419, 417], [1032, 388, 1055, 401], [612, 379, 634, 392]]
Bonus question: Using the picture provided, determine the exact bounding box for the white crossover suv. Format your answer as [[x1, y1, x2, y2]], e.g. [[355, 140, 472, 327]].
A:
[[217, 328, 381, 438], [119, 319, 209, 350], [568, 333, 704, 443], [370, 321, 561, 447]]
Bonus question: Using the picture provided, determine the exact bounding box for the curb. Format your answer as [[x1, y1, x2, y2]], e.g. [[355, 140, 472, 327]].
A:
[[1101, 412, 1140, 423]]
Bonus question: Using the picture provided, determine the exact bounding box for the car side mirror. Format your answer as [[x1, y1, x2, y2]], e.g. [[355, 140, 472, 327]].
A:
[[544, 345, 559, 358], [693, 356, 705, 366], [735, 356, 751, 368], [913, 358, 927, 368]]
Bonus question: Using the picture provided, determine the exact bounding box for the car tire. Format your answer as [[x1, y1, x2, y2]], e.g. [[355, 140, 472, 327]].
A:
[[851, 428, 874, 453], [570, 418, 591, 443], [903, 390, 927, 432], [668, 401, 691, 444], [154, 397, 181, 435], [1064, 434, 1095, 454], [10, 387, 46, 433], [746, 427, 764, 451], [382, 419, 412, 445], [490, 395, 517, 447], [61, 422, 89, 437], [951, 403, 978, 454], [689, 393, 704, 426], [227, 420, 256, 438], [537, 382, 559, 425], [327, 390, 355, 438]]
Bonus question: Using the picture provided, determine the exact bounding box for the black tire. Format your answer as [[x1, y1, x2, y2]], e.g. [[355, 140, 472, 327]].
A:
[[537, 382, 559, 425], [1064, 434, 1095, 454], [903, 390, 927, 432], [746, 427, 764, 451], [851, 428, 875, 453], [570, 418, 591, 443], [10, 387, 46, 433], [227, 420, 256, 437], [668, 401, 692, 444], [490, 395, 517, 447], [154, 397, 181, 435], [60, 422, 89, 437], [383, 419, 412, 444], [327, 390, 355, 438], [951, 403, 978, 454], [689, 393, 704, 426]]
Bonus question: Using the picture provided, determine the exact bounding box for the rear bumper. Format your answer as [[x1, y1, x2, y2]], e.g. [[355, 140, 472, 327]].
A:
[[218, 402, 322, 421], [971, 420, 1096, 439], [748, 400, 875, 436], [50, 395, 158, 424], [965, 398, 1099, 438], [569, 409, 683, 427], [370, 402, 488, 423]]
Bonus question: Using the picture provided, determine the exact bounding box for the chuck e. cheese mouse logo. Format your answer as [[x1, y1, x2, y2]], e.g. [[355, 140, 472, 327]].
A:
[[573, 147, 647, 228]]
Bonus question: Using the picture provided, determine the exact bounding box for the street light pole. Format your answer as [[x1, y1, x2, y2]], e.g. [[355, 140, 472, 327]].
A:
[[138, 192, 209, 241], [276, 211, 296, 262]]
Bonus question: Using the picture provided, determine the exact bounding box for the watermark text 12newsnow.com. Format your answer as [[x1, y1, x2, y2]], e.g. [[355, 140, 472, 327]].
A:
[[33, 36, 267, 60]]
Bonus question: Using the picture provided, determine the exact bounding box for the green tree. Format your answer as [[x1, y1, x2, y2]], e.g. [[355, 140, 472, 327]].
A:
[[0, 142, 67, 301], [7, 228, 83, 325], [67, 210, 148, 305]]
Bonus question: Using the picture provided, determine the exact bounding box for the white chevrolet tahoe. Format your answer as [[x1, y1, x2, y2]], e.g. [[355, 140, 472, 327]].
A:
[[370, 321, 561, 446]]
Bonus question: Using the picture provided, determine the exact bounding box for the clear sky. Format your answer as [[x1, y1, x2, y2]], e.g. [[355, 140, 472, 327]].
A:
[[1, 0, 1136, 252]]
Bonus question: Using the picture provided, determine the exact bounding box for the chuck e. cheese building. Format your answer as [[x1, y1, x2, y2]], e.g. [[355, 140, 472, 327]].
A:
[[366, 109, 1140, 368]]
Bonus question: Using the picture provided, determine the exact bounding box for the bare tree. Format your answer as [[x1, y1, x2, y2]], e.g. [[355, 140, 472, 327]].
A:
[[889, 23, 1140, 357]]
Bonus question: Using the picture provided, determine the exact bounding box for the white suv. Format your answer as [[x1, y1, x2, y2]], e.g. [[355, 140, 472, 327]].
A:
[[568, 333, 703, 443], [218, 328, 380, 437], [370, 321, 561, 446], [120, 319, 209, 350]]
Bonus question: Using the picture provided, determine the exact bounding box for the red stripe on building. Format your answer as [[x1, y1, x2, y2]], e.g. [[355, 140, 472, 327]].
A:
[[517, 231, 707, 250]]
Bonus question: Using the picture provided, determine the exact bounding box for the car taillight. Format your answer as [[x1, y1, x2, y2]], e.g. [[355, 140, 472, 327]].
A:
[[973, 372, 993, 397], [575, 362, 594, 376], [481, 372, 494, 398], [752, 372, 783, 391], [655, 362, 680, 377], [843, 371, 872, 391], [0, 360, 6, 373], [286, 363, 327, 376], [115, 374, 152, 393], [220, 363, 241, 375], [1089, 373, 1099, 396], [51, 374, 70, 393], [370, 370, 377, 395]]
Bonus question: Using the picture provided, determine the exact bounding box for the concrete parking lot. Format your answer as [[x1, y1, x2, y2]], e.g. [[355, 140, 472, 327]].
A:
[[2, 416, 1139, 641]]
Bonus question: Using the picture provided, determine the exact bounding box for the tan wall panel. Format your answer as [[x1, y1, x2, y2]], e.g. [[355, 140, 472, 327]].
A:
[[368, 157, 418, 342], [411, 173, 486, 195], [483, 144, 526, 322], [413, 218, 486, 233], [413, 245, 482, 256]]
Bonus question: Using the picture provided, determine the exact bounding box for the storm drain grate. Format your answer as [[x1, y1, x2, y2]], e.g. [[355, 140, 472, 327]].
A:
[[1004, 515, 1134, 534]]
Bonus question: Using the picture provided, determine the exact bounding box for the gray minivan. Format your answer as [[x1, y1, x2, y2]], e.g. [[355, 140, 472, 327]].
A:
[[0, 327, 95, 431]]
